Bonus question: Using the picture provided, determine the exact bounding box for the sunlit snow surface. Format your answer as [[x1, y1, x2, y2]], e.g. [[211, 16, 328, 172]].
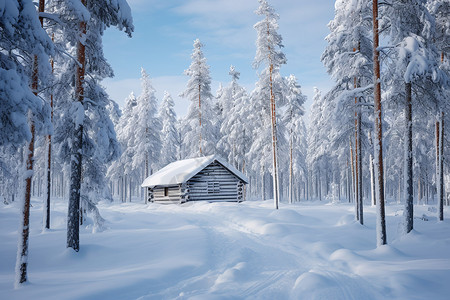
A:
[[1, 198, 449, 299]]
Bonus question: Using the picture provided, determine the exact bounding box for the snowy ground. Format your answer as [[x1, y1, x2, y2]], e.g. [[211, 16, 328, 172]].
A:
[[1, 197, 449, 300]]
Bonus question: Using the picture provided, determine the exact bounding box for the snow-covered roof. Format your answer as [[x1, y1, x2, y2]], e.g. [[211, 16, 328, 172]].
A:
[[141, 155, 249, 188]]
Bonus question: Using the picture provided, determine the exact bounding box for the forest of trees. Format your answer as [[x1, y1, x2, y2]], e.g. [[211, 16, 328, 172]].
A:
[[0, 0, 448, 287]]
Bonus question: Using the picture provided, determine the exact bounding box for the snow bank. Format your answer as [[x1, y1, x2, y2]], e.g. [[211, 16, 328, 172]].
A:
[[0, 198, 449, 299]]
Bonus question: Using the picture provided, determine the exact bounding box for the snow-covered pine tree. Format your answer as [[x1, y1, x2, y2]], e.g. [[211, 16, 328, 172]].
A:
[[428, 0, 450, 219], [372, 0, 387, 247], [47, 0, 133, 252], [307, 88, 329, 202], [219, 66, 252, 171], [322, 0, 373, 224], [132, 68, 161, 195], [252, 0, 287, 208], [218, 66, 247, 166], [214, 82, 226, 158], [180, 39, 216, 157], [107, 92, 137, 203], [159, 91, 179, 168], [282, 75, 306, 204], [381, 0, 448, 232], [106, 99, 122, 128], [0, 0, 54, 287]]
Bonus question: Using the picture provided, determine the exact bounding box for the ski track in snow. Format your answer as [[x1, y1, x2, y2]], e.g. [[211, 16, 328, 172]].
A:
[[1, 198, 449, 299]]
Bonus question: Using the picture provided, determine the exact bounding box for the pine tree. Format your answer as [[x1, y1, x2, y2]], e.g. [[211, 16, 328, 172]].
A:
[[428, 0, 450, 220], [218, 66, 248, 166], [132, 68, 161, 184], [180, 39, 216, 157], [282, 75, 306, 203], [307, 88, 329, 201], [107, 92, 137, 203], [46, 0, 133, 252], [252, 0, 286, 208], [322, 0, 373, 224], [1, 0, 54, 287], [159, 92, 179, 168], [219, 66, 252, 171], [382, 0, 447, 232], [373, 0, 387, 246]]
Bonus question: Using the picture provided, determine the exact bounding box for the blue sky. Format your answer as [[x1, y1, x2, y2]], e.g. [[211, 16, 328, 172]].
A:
[[102, 0, 335, 118]]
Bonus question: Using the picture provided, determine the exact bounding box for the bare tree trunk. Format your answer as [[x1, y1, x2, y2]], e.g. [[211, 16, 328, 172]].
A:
[[373, 0, 387, 246], [16, 114, 35, 286], [370, 154, 376, 206], [356, 100, 363, 224], [436, 120, 440, 205], [198, 84, 202, 156], [129, 176, 132, 202], [16, 0, 45, 285], [418, 174, 421, 205], [404, 82, 413, 233], [317, 170, 321, 201], [67, 0, 87, 252], [119, 177, 123, 203], [289, 129, 293, 204], [145, 155, 149, 204], [350, 139, 357, 219], [438, 112, 444, 220], [353, 51, 363, 224], [44, 34, 54, 230], [269, 63, 280, 209]]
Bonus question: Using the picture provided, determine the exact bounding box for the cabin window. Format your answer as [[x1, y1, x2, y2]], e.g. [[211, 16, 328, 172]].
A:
[[164, 187, 169, 197], [207, 182, 220, 194]]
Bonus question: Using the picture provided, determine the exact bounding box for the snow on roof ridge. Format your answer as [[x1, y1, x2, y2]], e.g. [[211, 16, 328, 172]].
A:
[[141, 155, 248, 188]]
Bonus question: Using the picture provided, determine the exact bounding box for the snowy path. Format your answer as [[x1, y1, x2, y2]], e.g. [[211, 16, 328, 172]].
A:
[[1, 198, 450, 299]]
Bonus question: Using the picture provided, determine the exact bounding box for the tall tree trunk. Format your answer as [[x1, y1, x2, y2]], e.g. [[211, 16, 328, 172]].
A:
[[269, 63, 280, 209], [355, 94, 363, 224], [198, 84, 202, 156], [16, 113, 35, 286], [261, 167, 265, 201], [129, 176, 132, 202], [370, 154, 376, 206], [289, 128, 293, 204], [436, 120, 440, 204], [350, 139, 357, 219], [357, 110, 363, 224], [44, 33, 54, 230], [438, 112, 444, 220], [404, 82, 413, 233], [266, 20, 280, 209], [418, 174, 421, 205], [373, 0, 387, 246], [353, 45, 363, 224], [67, 0, 87, 252], [16, 0, 45, 286], [318, 169, 322, 201], [347, 158, 351, 203]]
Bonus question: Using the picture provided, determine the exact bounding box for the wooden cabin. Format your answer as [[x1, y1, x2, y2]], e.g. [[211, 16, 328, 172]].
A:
[[141, 155, 248, 204]]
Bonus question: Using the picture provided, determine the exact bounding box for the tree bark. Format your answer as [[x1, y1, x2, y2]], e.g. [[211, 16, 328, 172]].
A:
[[370, 154, 376, 206], [198, 84, 202, 156], [16, 115, 35, 286], [44, 33, 54, 230], [373, 0, 387, 246], [16, 0, 45, 285], [67, 0, 87, 252], [438, 112, 444, 220], [404, 82, 413, 233], [353, 47, 363, 224], [355, 90, 363, 224], [289, 128, 293, 204], [269, 63, 280, 209], [350, 139, 357, 218]]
